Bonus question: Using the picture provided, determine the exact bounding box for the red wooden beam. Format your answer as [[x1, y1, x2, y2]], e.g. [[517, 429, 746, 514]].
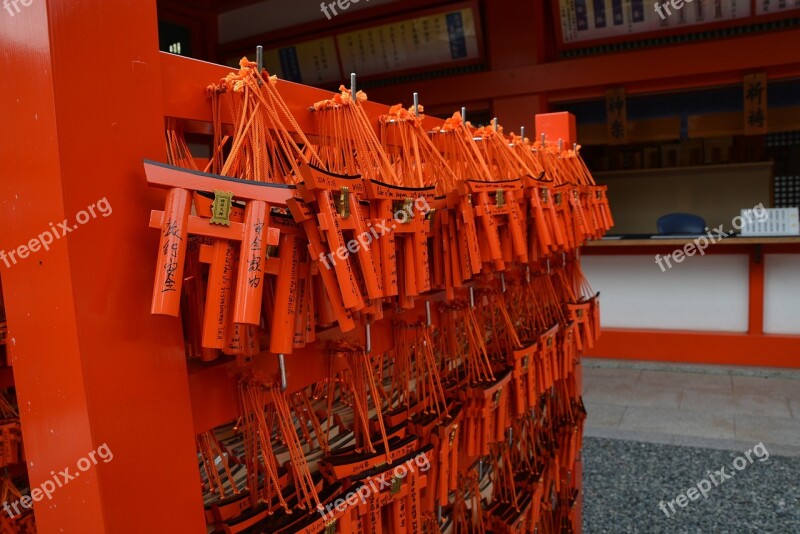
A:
[[0, 0, 206, 530], [367, 28, 800, 108], [749, 248, 765, 336], [584, 329, 800, 368]]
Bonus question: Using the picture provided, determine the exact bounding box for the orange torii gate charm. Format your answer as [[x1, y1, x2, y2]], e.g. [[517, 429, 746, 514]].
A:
[[144, 160, 291, 333]]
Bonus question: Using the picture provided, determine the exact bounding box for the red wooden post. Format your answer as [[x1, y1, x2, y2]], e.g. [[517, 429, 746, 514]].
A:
[[0, 0, 206, 530]]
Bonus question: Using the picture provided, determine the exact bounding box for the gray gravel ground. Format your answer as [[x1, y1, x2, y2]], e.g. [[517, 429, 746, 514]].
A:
[[582, 437, 800, 533]]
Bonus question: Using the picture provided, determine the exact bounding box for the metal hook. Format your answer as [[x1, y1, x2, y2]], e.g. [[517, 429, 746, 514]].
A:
[[278, 353, 287, 391], [256, 45, 264, 86]]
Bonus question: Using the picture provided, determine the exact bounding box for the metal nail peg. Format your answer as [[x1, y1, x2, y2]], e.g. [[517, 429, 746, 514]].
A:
[[500, 273, 506, 293], [365, 322, 372, 354], [520, 126, 526, 140], [493, 117, 498, 132], [461, 106, 467, 124], [278, 353, 287, 391], [413, 92, 420, 118], [469, 287, 475, 309], [526, 265, 531, 283], [350, 73, 357, 97], [558, 138, 563, 153], [541, 133, 546, 146], [426, 300, 432, 327], [256, 45, 264, 86]]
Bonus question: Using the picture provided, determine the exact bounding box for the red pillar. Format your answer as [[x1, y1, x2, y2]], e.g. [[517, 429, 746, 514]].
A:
[[0, 0, 205, 531]]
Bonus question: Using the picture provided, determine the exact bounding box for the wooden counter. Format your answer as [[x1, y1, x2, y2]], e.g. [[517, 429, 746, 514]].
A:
[[580, 236, 800, 369]]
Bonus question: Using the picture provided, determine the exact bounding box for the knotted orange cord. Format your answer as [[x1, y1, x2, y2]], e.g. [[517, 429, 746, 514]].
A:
[[197, 431, 239, 500], [509, 415, 538, 475], [165, 119, 200, 171], [452, 470, 487, 534], [473, 125, 537, 181], [430, 112, 494, 183], [0, 392, 17, 420], [390, 322, 449, 421], [209, 58, 323, 184], [291, 390, 330, 455], [328, 341, 392, 463], [489, 442, 520, 512], [238, 378, 289, 511], [474, 289, 523, 358], [437, 301, 495, 385], [379, 104, 459, 193], [312, 86, 401, 185], [269, 382, 323, 513], [508, 134, 546, 177], [421, 513, 442, 534]]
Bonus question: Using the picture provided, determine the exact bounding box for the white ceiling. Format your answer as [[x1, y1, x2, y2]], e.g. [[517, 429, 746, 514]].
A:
[[219, 0, 401, 44]]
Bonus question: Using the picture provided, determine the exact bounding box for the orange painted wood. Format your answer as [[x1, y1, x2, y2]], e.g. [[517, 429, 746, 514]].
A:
[[748, 249, 765, 336], [233, 200, 269, 325], [158, 52, 447, 137], [583, 329, 800, 368], [151, 188, 192, 316], [0, 0, 207, 530]]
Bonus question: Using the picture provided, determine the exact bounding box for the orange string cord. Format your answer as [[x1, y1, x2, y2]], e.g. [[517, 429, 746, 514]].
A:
[[473, 124, 536, 181], [379, 103, 459, 193], [208, 58, 323, 184], [238, 378, 290, 511], [197, 433, 222, 498], [197, 431, 239, 500], [329, 340, 392, 462], [271, 383, 322, 512], [430, 111, 493, 183], [296, 390, 330, 454], [312, 86, 403, 185]]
